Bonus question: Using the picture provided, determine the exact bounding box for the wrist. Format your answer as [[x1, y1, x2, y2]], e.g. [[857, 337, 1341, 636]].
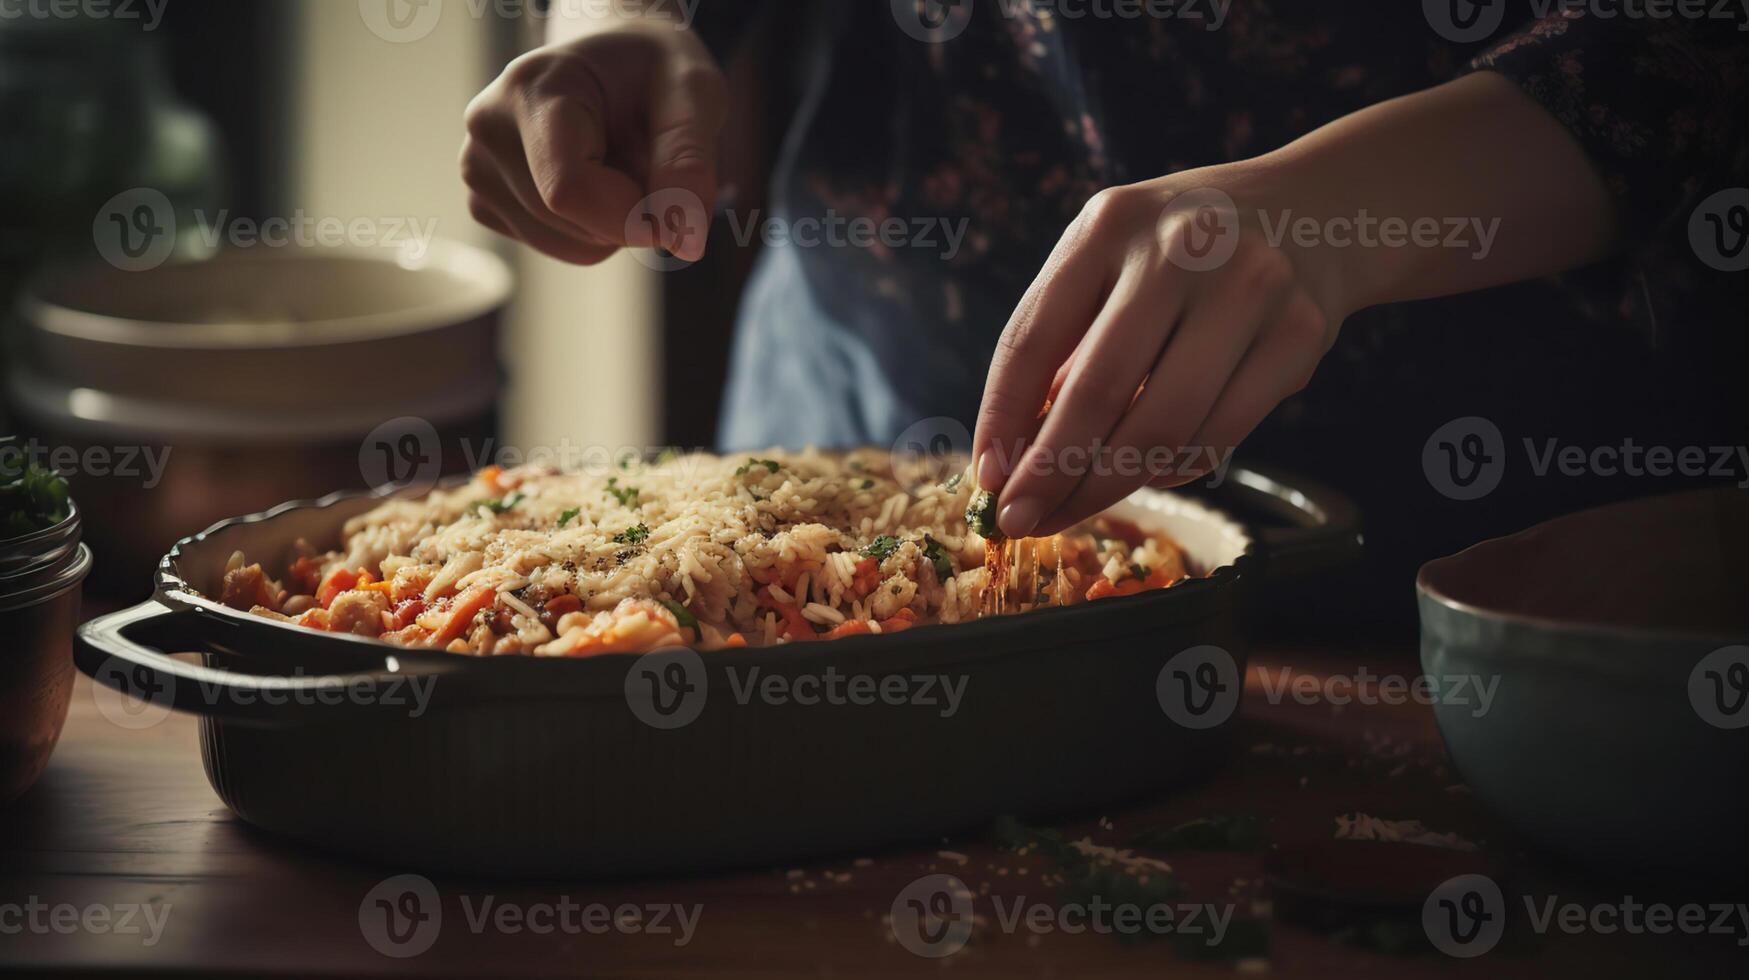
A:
[[1154, 159, 1363, 326]]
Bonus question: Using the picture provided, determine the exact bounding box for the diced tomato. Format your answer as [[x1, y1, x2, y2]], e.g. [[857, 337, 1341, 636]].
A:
[[389, 598, 425, 631], [1098, 517, 1149, 548], [850, 557, 881, 598], [317, 567, 361, 608], [429, 585, 494, 646], [287, 555, 323, 595], [1141, 567, 1178, 590], [544, 594, 583, 616], [777, 559, 822, 592]]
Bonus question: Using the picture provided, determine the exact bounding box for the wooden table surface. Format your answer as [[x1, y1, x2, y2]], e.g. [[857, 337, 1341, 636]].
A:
[[2, 643, 1738, 978]]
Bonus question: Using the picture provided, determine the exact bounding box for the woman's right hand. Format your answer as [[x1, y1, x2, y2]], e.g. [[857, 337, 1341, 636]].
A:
[[460, 21, 726, 265]]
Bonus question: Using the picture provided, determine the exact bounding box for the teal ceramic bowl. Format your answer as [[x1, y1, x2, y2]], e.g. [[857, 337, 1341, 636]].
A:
[[1418, 487, 1749, 879]]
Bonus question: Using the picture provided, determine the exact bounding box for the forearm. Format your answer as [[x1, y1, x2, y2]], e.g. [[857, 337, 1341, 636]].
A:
[[1228, 71, 1620, 318]]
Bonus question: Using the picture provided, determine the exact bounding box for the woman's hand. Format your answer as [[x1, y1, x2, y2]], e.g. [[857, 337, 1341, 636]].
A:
[[460, 20, 725, 264], [973, 169, 1348, 540], [972, 72, 1618, 540]]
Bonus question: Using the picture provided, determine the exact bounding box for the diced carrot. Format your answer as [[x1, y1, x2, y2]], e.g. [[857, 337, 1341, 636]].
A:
[[429, 585, 494, 647], [823, 619, 874, 640], [757, 586, 814, 641], [477, 465, 504, 491], [317, 567, 361, 608], [723, 632, 748, 648], [1087, 576, 1147, 601], [876, 607, 916, 633]]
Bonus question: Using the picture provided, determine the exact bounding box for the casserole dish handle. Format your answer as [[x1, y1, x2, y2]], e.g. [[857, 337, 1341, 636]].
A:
[[1226, 466, 1363, 580], [75, 601, 462, 726]]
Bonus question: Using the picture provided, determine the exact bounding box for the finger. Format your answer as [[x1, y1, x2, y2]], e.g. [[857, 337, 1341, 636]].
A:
[[517, 90, 652, 247], [994, 259, 1185, 538], [1027, 253, 1289, 536], [645, 60, 725, 261], [459, 134, 610, 246], [1170, 291, 1328, 482], [465, 166, 617, 265], [973, 206, 1109, 494]]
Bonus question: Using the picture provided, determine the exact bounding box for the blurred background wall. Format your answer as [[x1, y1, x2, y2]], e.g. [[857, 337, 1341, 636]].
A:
[[293, 1, 661, 454]]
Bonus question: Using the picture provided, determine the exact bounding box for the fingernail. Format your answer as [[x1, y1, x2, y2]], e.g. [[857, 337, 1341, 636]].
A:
[[997, 497, 1044, 539], [976, 451, 1005, 492]]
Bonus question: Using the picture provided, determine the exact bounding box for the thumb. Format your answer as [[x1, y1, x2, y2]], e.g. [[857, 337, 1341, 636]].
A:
[[646, 59, 725, 262]]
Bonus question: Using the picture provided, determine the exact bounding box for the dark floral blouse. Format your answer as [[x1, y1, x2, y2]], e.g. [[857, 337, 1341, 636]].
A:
[[693, 2, 1748, 462]]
